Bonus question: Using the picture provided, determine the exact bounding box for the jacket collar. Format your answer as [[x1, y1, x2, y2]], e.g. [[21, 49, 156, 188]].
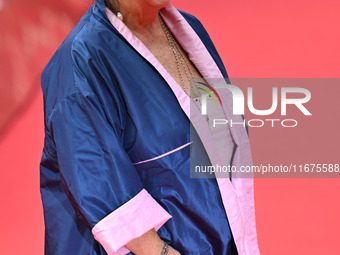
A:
[[92, 0, 115, 29]]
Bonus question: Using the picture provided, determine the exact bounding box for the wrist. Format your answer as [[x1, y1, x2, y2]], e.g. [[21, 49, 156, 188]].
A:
[[160, 240, 169, 255]]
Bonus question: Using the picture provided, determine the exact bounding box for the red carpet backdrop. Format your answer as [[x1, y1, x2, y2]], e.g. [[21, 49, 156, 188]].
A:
[[0, 0, 339, 254]]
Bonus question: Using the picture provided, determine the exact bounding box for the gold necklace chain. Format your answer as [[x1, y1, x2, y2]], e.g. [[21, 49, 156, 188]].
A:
[[158, 14, 201, 98]]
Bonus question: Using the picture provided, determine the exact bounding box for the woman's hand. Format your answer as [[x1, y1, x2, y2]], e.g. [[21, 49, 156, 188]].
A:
[[126, 229, 181, 255]]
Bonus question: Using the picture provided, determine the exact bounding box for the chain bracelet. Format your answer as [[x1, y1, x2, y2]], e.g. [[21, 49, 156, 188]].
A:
[[161, 240, 169, 255]]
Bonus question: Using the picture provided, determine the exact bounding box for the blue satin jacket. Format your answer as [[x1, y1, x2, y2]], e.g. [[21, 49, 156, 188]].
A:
[[40, 1, 258, 255]]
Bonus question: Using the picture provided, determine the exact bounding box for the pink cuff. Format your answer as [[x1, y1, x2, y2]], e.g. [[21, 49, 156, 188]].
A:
[[91, 189, 172, 255]]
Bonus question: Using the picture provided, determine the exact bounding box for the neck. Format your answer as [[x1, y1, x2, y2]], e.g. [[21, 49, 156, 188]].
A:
[[117, 0, 169, 38]]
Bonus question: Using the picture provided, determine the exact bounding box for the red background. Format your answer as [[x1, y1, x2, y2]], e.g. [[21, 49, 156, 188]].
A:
[[0, 0, 339, 254]]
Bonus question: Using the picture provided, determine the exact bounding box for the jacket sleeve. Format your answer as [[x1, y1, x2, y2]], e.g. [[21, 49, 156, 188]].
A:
[[46, 74, 171, 254]]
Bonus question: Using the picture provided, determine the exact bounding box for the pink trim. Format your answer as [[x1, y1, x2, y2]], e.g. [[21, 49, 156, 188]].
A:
[[92, 189, 172, 255], [160, 6, 223, 80], [161, 5, 260, 254], [105, 5, 260, 254], [133, 142, 193, 165], [217, 89, 259, 255]]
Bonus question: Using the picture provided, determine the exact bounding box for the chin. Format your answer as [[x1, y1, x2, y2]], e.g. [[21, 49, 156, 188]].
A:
[[147, 0, 171, 8]]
